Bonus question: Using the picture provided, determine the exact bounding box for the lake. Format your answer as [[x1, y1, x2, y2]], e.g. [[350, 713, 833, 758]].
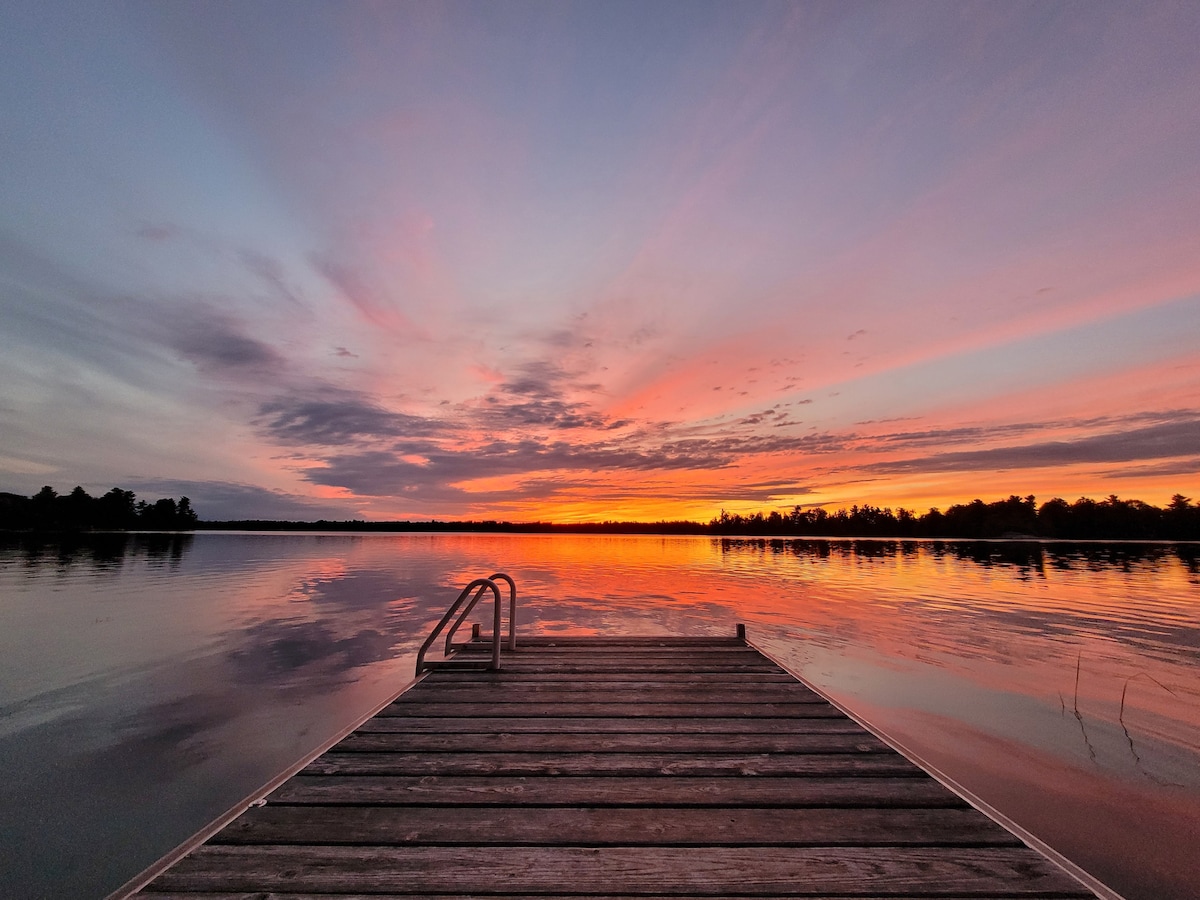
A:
[[1, 532, 1197, 899]]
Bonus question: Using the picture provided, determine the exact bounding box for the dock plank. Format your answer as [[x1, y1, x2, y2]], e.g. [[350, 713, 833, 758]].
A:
[[141, 896, 1086, 900], [146, 845, 1093, 895], [467, 664, 788, 674], [432, 671, 800, 683], [123, 633, 1105, 900], [212, 805, 1023, 846], [332, 731, 889, 753], [301, 750, 923, 776], [268, 774, 968, 807], [396, 685, 827, 703], [379, 701, 845, 717], [355, 715, 866, 733]]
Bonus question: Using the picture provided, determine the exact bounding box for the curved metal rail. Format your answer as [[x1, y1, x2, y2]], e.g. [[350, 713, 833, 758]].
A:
[[445, 572, 516, 655], [415, 573, 516, 674]]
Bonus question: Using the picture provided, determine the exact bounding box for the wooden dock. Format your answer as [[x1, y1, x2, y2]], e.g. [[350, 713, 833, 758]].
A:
[[120, 632, 1108, 899]]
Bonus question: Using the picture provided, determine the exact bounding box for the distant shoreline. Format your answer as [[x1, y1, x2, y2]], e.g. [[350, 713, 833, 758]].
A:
[[3, 487, 1198, 540], [4, 522, 1198, 545]]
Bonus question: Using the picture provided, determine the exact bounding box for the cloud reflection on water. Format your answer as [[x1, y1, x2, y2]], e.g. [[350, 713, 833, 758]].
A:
[[0, 532, 1197, 900]]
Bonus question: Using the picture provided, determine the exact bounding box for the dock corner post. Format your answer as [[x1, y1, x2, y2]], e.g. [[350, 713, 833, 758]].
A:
[[471, 623, 481, 641], [736, 623, 747, 641]]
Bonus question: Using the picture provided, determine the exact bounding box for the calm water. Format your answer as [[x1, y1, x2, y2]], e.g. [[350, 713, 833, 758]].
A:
[[1, 532, 1197, 900]]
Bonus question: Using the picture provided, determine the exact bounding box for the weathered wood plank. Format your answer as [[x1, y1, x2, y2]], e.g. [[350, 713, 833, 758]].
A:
[[407, 676, 822, 691], [123, 633, 1102, 900], [354, 715, 866, 734], [479, 666, 788, 676], [464, 636, 747, 647], [378, 701, 844, 718], [267, 775, 964, 807], [396, 686, 827, 704], [427, 671, 799, 684], [141, 894, 1081, 900], [302, 751, 923, 777], [494, 657, 777, 662], [461, 649, 773, 663], [147, 845, 1093, 895], [457, 646, 753, 657], [486, 644, 769, 655], [212, 805, 1022, 847], [463, 648, 763, 657], [333, 731, 889, 754]]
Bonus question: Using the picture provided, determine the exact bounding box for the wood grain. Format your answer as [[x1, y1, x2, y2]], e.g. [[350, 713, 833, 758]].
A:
[[354, 715, 866, 734], [267, 774, 966, 807], [213, 804, 1022, 847], [301, 750, 922, 776], [148, 845, 1093, 895], [379, 701, 845, 718], [128, 634, 1101, 900], [332, 731, 889, 753]]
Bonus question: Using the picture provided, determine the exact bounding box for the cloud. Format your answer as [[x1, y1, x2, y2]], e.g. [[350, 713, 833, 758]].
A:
[[135, 223, 180, 241], [309, 252, 422, 335], [855, 409, 1199, 453], [169, 314, 284, 372], [257, 388, 446, 446], [476, 396, 612, 431], [859, 418, 1200, 475], [237, 249, 305, 306], [302, 438, 726, 500], [463, 359, 624, 432], [736, 405, 797, 427], [297, 420, 845, 503], [0, 454, 58, 476], [496, 358, 584, 399], [1096, 458, 1200, 479], [123, 479, 352, 521]]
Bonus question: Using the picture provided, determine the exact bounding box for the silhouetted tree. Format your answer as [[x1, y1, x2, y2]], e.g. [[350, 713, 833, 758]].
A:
[[177, 496, 198, 526], [1, 485, 199, 532], [706, 491, 1198, 540], [1165, 494, 1199, 540], [97, 488, 138, 529], [1036, 497, 1071, 537]]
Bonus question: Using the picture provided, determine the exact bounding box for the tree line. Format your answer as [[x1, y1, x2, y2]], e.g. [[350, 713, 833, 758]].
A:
[[7, 483, 1196, 539], [186, 492, 1200, 540], [0, 485, 199, 532], [709, 493, 1200, 541]]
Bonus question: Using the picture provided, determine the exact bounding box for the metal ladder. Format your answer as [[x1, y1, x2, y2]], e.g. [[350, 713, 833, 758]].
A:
[[415, 573, 516, 674]]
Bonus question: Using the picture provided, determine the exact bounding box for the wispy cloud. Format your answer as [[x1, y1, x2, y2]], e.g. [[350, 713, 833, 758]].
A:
[[3, 4, 1199, 518], [238, 249, 306, 307], [169, 312, 285, 372], [856, 418, 1200, 475], [125, 479, 350, 521], [257, 388, 445, 446], [309, 251, 424, 336]]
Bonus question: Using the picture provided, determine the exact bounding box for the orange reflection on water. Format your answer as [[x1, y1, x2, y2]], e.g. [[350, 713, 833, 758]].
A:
[[3, 532, 1197, 900]]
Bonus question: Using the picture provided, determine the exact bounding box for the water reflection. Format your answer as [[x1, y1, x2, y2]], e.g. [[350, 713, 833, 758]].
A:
[[3, 532, 194, 570], [715, 534, 1198, 574], [0, 533, 1197, 900]]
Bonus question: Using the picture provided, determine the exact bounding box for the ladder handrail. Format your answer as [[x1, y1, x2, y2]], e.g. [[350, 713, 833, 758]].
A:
[[446, 572, 516, 654], [443, 580, 491, 657], [415, 578, 500, 673], [415, 573, 516, 674]]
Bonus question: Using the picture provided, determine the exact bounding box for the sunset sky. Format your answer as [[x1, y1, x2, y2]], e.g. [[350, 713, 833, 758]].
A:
[[2, 1, 1198, 522]]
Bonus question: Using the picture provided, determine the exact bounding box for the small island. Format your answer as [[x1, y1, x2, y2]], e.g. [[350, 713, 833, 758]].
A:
[[0, 485, 198, 532]]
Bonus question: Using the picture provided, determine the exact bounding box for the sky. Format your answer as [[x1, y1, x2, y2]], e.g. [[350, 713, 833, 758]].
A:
[[1, 0, 1198, 523]]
